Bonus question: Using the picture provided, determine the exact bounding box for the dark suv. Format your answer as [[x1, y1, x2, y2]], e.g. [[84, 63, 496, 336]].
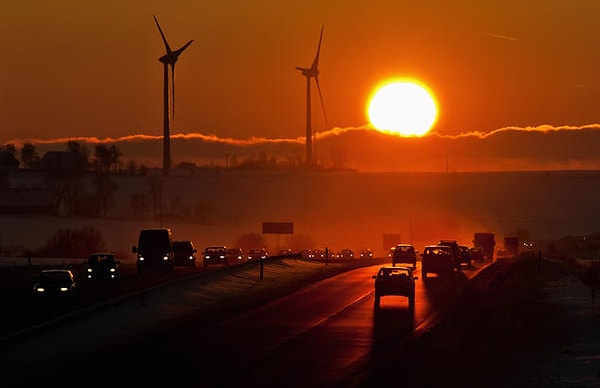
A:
[[372, 266, 417, 309], [421, 245, 456, 279], [84, 253, 120, 280], [172, 241, 197, 268], [391, 244, 417, 269]]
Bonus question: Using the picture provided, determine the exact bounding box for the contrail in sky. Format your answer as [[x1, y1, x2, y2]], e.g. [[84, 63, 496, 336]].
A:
[[475, 30, 519, 42]]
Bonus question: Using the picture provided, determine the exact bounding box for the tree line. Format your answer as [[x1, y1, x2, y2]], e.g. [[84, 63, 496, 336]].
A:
[[0, 141, 124, 173]]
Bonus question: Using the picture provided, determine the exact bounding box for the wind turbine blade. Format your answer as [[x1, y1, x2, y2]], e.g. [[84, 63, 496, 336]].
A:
[[315, 77, 328, 125], [310, 25, 324, 71], [174, 40, 194, 57], [153, 15, 172, 53]]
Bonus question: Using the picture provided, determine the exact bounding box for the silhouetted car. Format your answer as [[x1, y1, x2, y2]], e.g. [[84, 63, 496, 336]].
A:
[[391, 244, 417, 268], [247, 248, 268, 260], [226, 248, 244, 262], [459, 245, 472, 265], [32, 269, 78, 300], [372, 266, 417, 309], [278, 248, 293, 257], [173, 241, 197, 268], [301, 249, 313, 259], [437, 240, 463, 269], [312, 249, 326, 259], [360, 249, 374, 258], [203, 246, 228, 268], [421, 245, 456, 279], [336, 249, 354, 259], [84, 253, 120, 280]]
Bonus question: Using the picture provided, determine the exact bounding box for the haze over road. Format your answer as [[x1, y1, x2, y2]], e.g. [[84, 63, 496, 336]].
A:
[[1, 259, 487, 386]]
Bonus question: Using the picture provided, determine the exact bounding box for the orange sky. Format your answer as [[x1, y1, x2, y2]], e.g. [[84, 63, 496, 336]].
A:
[[2, 1, 600, 151]]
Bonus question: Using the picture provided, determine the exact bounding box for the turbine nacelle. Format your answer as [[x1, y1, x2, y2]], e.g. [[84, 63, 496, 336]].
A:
[[295, 66, 319, 78]]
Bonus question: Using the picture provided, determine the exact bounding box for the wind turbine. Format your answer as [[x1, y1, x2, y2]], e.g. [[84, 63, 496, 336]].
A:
[[153, 15, 193, 175], [296, 25, 327, 166]]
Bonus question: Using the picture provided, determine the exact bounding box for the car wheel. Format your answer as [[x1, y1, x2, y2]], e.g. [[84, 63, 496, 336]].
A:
[[408, 296, 415, 310], [374, 294, 380, 308], [422, 270, 427, 279]]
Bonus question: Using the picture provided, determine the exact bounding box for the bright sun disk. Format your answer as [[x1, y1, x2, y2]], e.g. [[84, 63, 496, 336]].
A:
[[367, 80, 438, 137]]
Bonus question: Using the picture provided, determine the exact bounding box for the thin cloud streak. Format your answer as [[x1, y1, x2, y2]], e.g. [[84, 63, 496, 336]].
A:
[[7, 124, 600, 148], [6, 124, 600, 172], [432, 124, 600, 140]]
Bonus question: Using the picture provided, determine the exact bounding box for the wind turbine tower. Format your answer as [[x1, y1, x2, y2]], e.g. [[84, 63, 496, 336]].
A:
[[153, 15, 193, 175], [296, 25, 327, 166]]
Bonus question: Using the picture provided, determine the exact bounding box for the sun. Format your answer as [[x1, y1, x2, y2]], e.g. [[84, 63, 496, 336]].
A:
[[367, 80, 438, 137]]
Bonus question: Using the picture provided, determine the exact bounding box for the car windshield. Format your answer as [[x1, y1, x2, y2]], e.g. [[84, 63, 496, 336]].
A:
[[379, 268, 409, 278], [89, 255, 114, 265], [173, 242, 193, 252], [425, 247, 451, 256], [38, 271, 70, 283]]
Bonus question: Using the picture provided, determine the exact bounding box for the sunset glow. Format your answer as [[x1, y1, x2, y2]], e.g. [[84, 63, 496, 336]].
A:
[[367, 81, 438, 137]]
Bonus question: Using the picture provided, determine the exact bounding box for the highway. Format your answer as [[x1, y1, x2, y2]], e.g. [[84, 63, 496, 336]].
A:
[[0, 259, 488, 387]]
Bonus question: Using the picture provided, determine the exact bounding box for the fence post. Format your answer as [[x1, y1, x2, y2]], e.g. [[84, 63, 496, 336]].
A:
[[260, 256, 264, 280]]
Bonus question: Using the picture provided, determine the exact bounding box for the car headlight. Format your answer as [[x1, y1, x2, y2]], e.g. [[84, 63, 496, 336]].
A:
[[163, 256, 169, 261], [189, 256, 194, 260], [87, 268, 93, 272], [205, 255, 210, 259], [220, 255, 225, 259], [34, 286, 44, 293], [110, 268, 116, 272], [139, 256, 145, 261], [60, 287, 68, 292]]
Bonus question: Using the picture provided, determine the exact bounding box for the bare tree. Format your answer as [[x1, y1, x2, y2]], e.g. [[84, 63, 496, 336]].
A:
[[94, 143, 122, 174], [131, 192, 150, 218], [66, 141, 90, 169], [1, 144, 17, 158], [147, 175, 164, 219], [20, 143, 40, 169], [94, 144, 111, 174], [93, 172, 118, 218]]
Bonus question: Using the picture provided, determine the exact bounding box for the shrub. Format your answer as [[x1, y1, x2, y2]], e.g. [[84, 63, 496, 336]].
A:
[[36, 226, 105, 258]]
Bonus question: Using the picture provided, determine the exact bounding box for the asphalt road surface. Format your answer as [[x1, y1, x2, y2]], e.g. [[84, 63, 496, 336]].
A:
[[1, 260, 487, 387]]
